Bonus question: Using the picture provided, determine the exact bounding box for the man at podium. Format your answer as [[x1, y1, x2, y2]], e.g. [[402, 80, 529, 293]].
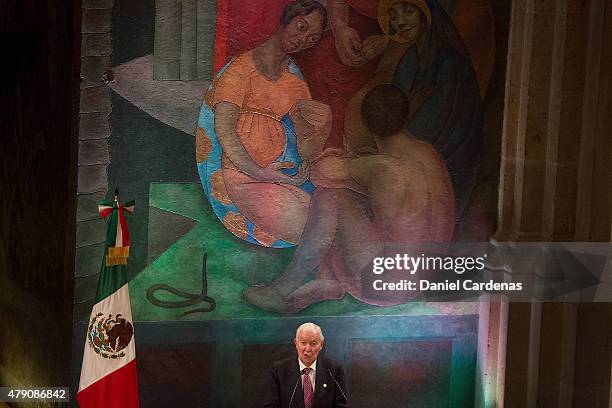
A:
[[263, 323, 349, 407]]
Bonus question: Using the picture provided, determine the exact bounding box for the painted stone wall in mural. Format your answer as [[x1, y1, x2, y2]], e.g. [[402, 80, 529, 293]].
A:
[[98, 0, 500, 322]]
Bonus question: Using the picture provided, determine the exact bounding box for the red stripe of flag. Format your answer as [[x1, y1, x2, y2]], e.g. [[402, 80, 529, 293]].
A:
[[118, 205, 130, 247], [99, 208, 113, 218], [76, 360, 139, 408]]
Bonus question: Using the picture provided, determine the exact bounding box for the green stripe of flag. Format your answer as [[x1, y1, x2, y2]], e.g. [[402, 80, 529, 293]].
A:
[[95, 262, 128, 303]]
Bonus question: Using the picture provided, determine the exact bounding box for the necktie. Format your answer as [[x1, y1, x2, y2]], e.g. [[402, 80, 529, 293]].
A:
[[303, 367, 313, 408]]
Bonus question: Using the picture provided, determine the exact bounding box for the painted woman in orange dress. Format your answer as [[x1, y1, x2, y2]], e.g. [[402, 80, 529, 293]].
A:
[[195, 0, 331, 248]]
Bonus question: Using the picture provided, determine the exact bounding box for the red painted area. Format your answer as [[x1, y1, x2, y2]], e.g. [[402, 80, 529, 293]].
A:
[[77, 360, 139, 408], [213, 0, 231, 72], [214, 0, 290, 71]]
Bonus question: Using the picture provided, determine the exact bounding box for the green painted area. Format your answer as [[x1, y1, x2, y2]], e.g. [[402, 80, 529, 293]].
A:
[[129, 183, 477, 320]]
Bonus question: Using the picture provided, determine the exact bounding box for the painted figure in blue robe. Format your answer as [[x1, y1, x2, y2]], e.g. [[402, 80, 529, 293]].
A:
[[344, 0, 483, 221]]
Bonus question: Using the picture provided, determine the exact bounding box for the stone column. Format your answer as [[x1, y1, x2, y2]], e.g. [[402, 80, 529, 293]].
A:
[[498, 0, 610, 243], [154, 0, 182, 79], [476, 295, 509, 408], [497, 0, 612, 406], [154, 0, 217, 80]]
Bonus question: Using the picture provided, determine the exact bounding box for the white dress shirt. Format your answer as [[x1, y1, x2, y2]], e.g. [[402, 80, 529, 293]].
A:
[[298, 359, 317, 392]]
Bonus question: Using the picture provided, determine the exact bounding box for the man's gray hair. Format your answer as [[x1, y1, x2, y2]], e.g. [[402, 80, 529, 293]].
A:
[[295, 322, 324, 341]]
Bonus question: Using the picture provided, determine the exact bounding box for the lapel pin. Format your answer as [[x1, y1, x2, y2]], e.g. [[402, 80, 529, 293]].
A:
[[323, 383, 327, 388]]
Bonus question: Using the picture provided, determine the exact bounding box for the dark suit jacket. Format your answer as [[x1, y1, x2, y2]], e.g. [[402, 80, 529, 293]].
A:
[[263, 355, 349, 408]]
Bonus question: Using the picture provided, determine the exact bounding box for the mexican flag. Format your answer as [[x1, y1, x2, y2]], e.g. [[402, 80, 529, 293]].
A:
[[77, 194, 139, 407]]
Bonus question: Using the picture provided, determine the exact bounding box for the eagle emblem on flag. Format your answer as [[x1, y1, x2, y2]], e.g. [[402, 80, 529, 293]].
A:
[[87, 312, 134, 359]]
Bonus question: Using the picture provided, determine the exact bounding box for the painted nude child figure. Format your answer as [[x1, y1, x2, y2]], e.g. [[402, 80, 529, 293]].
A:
[[244, 84, 455, 313]]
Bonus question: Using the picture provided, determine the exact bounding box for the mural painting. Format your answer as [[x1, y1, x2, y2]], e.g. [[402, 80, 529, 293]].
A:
[[73, 0, 509, 405], [190, 0, 494, 315]]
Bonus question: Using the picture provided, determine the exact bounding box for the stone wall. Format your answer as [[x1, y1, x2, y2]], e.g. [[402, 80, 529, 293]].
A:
[[74, 0, 114, 323]]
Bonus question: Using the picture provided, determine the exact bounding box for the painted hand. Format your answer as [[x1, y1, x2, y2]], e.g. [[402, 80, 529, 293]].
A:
[[256, 161, 294, 183], [360, 35, 389, 60], [257, 161, 310, 186], [295, 100, 332, 131], [289, 160, 311, 185], [334, 25, 367, 67]]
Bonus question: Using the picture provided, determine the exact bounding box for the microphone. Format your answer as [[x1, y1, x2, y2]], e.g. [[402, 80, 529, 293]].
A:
[[327, 369, 350, 407], [289, 368, 306, 408]]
